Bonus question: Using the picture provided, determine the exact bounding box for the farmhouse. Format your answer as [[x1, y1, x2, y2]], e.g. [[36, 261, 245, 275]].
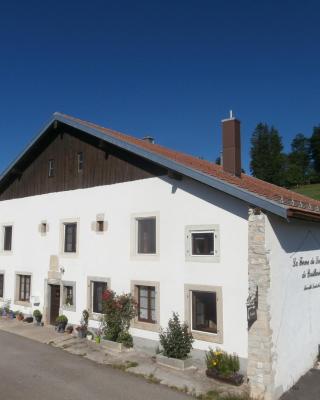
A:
[[0, 112, 320, 399]]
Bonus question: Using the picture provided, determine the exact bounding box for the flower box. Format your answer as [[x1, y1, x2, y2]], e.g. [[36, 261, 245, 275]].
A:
[[101, 339, 124, 352], [156, 354, 194, 370], [206, 369, 244, 386]]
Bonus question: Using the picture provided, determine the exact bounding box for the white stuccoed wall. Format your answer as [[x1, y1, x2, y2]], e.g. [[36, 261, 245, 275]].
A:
[[0, 176, 248, 357], [266, 215, 320, 398]]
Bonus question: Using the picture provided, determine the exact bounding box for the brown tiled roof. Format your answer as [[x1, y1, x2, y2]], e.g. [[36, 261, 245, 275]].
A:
[[60, 113, 320, 219]]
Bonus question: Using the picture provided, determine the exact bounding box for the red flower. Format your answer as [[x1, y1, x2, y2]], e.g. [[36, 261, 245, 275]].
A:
[[102, 290, 112, 301]]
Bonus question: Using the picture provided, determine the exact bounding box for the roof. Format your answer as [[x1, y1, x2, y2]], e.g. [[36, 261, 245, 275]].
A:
[[2, 112, 320, 222]]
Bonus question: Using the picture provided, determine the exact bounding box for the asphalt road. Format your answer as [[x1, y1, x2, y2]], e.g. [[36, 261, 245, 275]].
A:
[[0, 330, 189, 400], [280, 369, 320, 400]]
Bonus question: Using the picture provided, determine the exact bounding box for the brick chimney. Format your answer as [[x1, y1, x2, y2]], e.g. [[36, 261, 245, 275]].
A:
[[221, 111, 241, 177]]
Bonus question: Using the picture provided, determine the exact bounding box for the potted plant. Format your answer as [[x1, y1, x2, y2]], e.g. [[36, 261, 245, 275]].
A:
[[157, 312, 194, 370], [76, 309, 89, 338], [205, 348, 244, 386], [33, 310, 42, 325], [56, 315, 68, 333], [66, 325, 74, 334], [16, 311, 24, 321]]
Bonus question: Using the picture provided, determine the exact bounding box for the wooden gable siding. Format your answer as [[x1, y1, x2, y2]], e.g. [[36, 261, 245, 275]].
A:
[[0, 126, 166, 201]]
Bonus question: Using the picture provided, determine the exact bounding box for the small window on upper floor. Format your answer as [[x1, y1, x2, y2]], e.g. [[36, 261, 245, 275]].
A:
[[137, 217, 156, 254], [185, 225, 220, 262], [77, 152, 84, 172], [3, 226, 12, 252], [48, 159, 55, 177], [64, 223, 77, 253], [97, 220, 104, 232]]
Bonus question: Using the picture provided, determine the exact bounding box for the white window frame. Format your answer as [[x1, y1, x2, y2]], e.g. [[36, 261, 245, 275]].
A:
[[130, 212, 160, 260], [185, 224, 220, 263]]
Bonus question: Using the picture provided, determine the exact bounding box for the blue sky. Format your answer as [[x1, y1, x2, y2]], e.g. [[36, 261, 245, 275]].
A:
[[0, 0, 319, 174]]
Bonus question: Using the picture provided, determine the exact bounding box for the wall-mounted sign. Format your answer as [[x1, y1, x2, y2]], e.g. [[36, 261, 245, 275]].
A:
[[292, 256, 320, 291]]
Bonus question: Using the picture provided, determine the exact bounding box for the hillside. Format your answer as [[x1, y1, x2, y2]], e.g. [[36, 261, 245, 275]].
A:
[[292, 183, 320, 201]]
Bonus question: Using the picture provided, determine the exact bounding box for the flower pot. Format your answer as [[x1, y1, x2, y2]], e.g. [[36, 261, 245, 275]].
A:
[[35, 316, 42, 325], [156, 354, 194, 370], [95, 336, 101, 344], [58, 322, 67, 333], [77, 330, 87, 339], [206, 369, 244, 386]]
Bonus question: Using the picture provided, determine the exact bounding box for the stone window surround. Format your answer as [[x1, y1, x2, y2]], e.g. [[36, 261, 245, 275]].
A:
[[60, 218, 80, 258], [0, 270, 5, 300], [87, 276, 111, 321], [1, 223, 14, 254], [130, 211, 160, 261], [184, 284, 223, 344], [131, 280, 160, 333], [185, 224, 220, 263], [61, 280, 76, 312], [91, 213, 108, 234], [14, 271, 32, 307]]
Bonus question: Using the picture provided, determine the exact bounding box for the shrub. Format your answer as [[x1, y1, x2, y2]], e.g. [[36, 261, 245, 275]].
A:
[[56, 315, 68, 324], [101, 289, 137, 347], [33, 310, 42, 319], [205, 348, 240, 377], [159, 312, 194, 360], [117, 331, 133, 348]]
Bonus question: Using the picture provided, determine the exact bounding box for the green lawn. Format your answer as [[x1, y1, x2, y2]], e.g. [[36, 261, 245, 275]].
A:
[[292, 183, 320, 201]]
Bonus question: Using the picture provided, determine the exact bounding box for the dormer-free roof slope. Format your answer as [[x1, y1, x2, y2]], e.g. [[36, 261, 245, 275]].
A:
[[1, 112, 320, 222]]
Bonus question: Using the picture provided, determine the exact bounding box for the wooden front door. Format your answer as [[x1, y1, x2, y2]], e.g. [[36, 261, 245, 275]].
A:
[[50, 285, 60, 325]]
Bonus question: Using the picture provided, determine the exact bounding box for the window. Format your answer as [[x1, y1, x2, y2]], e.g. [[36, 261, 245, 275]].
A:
[[77, 152, 84, 172], [64, 223, 77, 253], [48, 159, 55, 177], [137, 286, 156, 323], [40, 222, 48, 235], [18, 275, 31, 302], [185, 284, 223, 343], [185, 225, 220, 262], [92, 281, 108, 314], [3, 226, 12, 251], [137, 217, 156, 254], [0, 274, 4, 298], [192, 232, 214, 255], [65, 286, 73, 306], [97, 220, 104, 232], [192, 291, 217, 334]]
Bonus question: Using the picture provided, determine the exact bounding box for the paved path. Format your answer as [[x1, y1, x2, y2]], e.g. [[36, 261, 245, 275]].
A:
[[0, 330, 189, 400], [280, 369, 320, 400]]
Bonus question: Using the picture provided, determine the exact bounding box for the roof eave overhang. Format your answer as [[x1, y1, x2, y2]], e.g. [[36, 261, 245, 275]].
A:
[[287, 208, 320, 223], [0, 113, 305, 222], [54, 114, 289, 220]]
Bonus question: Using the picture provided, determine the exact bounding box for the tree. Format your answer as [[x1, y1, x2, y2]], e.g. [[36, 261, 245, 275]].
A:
[[250, 123, 286, 186], [310, 125, 320, 178], [286, 133, 311, 186]]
